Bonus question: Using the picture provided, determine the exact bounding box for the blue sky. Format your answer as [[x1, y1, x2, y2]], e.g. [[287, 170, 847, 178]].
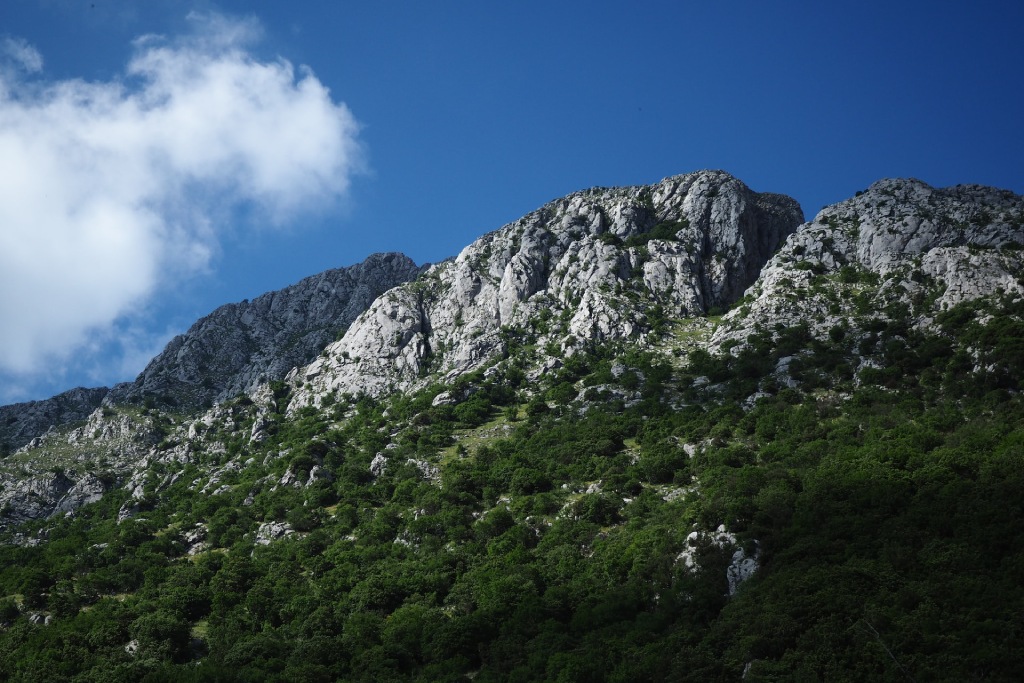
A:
[[1, 0, 1022, 405]]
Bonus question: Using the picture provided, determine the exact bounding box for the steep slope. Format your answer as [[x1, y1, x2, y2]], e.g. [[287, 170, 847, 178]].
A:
[[292, 170, 803, 405], [712, 178, 1024, 351], [2, 175, 1024, 681], [105, 252, 423, 411], [0, 387, 108, 456]]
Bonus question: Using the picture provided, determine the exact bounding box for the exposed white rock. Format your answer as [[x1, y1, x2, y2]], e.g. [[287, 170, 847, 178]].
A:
[[0, 468, 99, 527], [278, 466, 300, 489], [255, 521, 295, 545], [118, 500, 142, 523], [677, 524, 759, 595], [406, 458, 440, 481], [713, 178, 1024, 352], [432, 391, 458, 407], [54, 473, 107, 515], [369, 452, 388, 478], [727, 546, 760, 596], [292, 171, 802, 409], [307, 465, 332, 487], [182, 523, 209, 555]]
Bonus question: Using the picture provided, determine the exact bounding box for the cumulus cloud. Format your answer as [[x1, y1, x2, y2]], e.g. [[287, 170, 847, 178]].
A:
[[0, 13, 362, 378]]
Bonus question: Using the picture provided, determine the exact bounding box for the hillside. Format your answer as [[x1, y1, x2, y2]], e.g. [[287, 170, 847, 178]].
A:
[[0, 171, 1022, 681], [0, 252, 423, 455]]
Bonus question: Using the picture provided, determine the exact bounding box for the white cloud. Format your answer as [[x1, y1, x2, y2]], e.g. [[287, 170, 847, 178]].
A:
[[0, 14, 362, 377], [1, 37, 44, 73]]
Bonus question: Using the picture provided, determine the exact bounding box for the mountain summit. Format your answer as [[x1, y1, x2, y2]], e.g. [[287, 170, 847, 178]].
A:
[[713, 177, 1024, 351], [292, 170, 802, 404]]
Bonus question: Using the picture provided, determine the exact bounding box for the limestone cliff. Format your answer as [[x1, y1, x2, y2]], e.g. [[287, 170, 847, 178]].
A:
[[291, 171, 803, 405]]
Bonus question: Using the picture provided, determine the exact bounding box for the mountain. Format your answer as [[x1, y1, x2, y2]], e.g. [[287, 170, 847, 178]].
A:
[[0, 387, 108, 456], [292, 170, 802, 404], [1, 170, 804, 528], [0, 252, 423, 453], [1, 171, 1022, 681], [712, 177, 1024, 351]]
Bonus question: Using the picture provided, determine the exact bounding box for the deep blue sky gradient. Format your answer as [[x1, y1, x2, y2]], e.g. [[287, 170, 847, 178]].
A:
[[2, 0, 1022, 402]]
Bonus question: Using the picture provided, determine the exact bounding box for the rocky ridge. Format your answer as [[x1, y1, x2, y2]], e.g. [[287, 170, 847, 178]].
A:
[[711, 178, 1024, 351], [290, 170, 803, 406], [106, 252, 424, 410], [0, 253, 422, 454], [4, 173, 1023, 537], [0, 387, 108, 456]]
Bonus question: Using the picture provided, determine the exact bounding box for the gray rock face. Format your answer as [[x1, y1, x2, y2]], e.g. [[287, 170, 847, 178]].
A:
[[0, 407, 162, 530], [292, 171, 803, 405], [182, 524, 209, 555], [712, 178, 1024, 349], [255, 521, 294, 545], [53, 473, 108, 516], [0, 254, 421, 451], [677, 524, 759, 595], [106, 252, 423, 410], [0, 469, 109, 528], [0, 387, 108, 454]]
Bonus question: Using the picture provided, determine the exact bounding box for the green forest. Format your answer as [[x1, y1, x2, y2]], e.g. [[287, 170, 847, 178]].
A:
[[1, 295, 1023, 681]]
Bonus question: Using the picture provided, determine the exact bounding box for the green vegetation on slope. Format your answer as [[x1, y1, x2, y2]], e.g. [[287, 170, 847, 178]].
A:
[[0, 297, 1023, 681]]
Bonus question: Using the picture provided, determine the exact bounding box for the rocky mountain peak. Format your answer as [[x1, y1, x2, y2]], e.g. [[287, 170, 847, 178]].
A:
[[815, 177, 1023, 269], [712, 178, 1024, 350], [291, 170, 803, 406]]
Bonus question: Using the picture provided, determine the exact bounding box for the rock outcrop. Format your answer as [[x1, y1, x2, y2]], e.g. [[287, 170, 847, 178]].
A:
[[292, 171, 803, 405], [0, 387, 108, 455], [0, 406, 164, 529], [711, 178, 1024, 349]]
